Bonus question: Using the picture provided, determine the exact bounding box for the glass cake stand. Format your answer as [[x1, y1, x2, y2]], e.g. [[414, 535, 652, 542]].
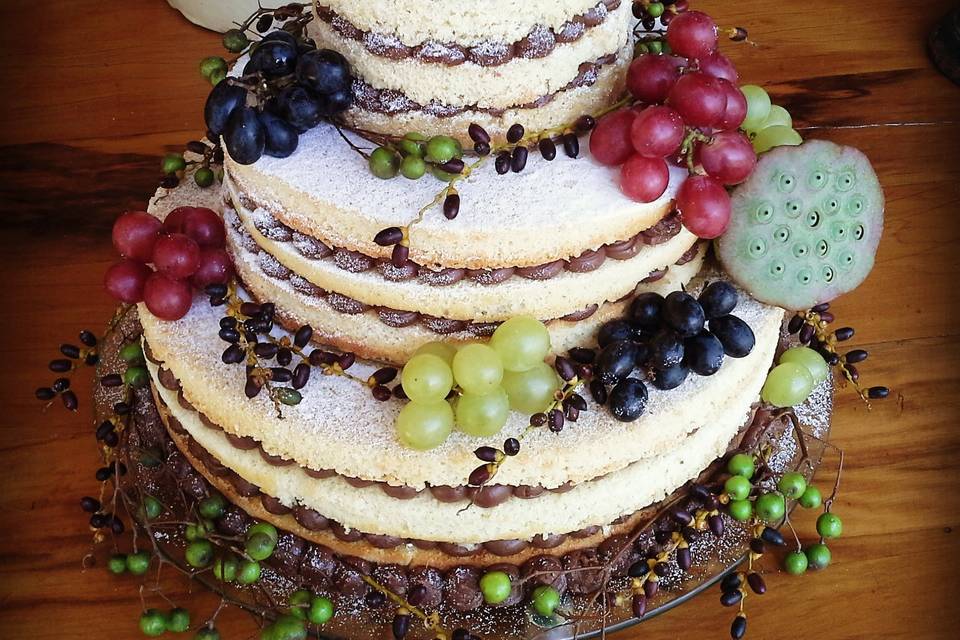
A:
[[98, 306, 835, 640]]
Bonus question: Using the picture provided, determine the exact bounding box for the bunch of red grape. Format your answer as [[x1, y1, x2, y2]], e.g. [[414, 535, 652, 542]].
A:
[[104, 207, 234, 321], [590, 11, 757, 240]]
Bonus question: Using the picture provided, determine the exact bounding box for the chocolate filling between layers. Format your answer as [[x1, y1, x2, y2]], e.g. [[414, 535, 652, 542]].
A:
[[351, 52, 620, 118], [235, 196, 686, 285], [145, 342, 639, 510], [156, 382, 775, 558], [316, 1, 621, 68], [229, 211, 699, 336]]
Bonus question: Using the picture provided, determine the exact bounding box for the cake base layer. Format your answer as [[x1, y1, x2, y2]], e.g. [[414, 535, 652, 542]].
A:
[[100, 305, 834, 638]]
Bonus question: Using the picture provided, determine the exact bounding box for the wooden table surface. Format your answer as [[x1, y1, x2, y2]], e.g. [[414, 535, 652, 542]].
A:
[[1, 1, 957, 638]]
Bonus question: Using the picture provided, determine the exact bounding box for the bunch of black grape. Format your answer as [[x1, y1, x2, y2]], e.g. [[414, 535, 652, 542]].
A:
[[593, 281, 756, 422], [204, 31, 353, 165]]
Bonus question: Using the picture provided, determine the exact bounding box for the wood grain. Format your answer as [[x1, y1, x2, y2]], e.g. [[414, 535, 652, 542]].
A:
[[0, 1, 958, 638]]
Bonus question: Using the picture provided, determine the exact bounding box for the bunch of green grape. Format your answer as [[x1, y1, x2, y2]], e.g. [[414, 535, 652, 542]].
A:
[[739, 85, 803, 154], [395, 316, 560, 450]]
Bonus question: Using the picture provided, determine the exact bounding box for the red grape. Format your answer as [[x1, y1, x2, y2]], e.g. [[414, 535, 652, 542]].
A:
[[620, 155, 670, 203], [104, 260, 153, 303], [626, 54, 686, 104], [667, 72, 728, 128], [699, 131, 757, 185], [152, 233, 201, 279], [182, 207, 226, 248], [190, 248, 235, 288], [143, 273, 194, 321], [112, 211, 161, 262], [716, 80, 748, 131], [162, 206, 200, 234], [630, 106, 686, 158], [676, 175, 732, 238], [666, 11, 718, 60], [698, 51, 738, 84], [590, 109, 637, 166]]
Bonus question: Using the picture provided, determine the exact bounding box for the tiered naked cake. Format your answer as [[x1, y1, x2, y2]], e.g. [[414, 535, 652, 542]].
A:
[[135, 0, 791, 615]]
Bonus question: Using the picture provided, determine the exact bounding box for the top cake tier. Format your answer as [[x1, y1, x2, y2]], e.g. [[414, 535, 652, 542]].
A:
[[309, 0, 633, 144]]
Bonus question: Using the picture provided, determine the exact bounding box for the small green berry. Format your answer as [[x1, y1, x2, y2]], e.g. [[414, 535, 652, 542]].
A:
[[727, 453, 755, 478], [194, 167, 215, 188], [213, 555, 238, 582], [755, 492, 786, 523], [194, 626, 221, 640], [728, 499, 753, 521], [661, 41, 673, 54], [237, 559, 261, 585], [783, 550, 808, 575], [400, 155, 426, 180], [307, 595, 334, 625], [222, 29, 250, 53], [161, 153, 187, 176], [140, 609, 167, 637], [142, 495, 163, 520], [369, 147, 400, 179], [724, 475, 752, 501], [107, 553, 128, 575], [531, 585, 560, 617], [288, 589, 312, 620], [805, 543, 832, 570], [246, 522, 278, 541], [397, 132, 426, 157], [245, 532, 276, 561], [199, 56, 227, 79], [166, 607, 190, 633], [198, 494, 226, 520], [777, 471, 807, 499], [262, 614, 306, 640], [635, 42, 650, 55], [479, 570, 512, 604], [424, 135, 461, 164], [124, 366, 149, 388], [647, 40, 664, 54], [120, 341, 145, 364], [275, 388, 302, 406], [647, 3, 665, 18], [185, 540, 214, 568], [126, 551, 151, 576], [798, 485, 823, 509], [817, 512, 843, 539]]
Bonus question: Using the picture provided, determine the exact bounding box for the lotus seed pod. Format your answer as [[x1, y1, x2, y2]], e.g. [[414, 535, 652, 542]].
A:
[[716, 140, 884, 310]]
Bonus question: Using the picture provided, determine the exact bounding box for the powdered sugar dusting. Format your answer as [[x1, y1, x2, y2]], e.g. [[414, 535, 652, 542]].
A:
[[242, 123, 686, 236]]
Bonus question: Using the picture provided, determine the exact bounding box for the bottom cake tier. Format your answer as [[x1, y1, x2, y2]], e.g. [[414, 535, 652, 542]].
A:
[[97, 307, 834, 639]]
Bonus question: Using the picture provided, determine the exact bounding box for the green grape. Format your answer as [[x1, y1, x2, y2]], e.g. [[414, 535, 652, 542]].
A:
[[779, 346, 830, 383], [761, 362, 815, 407], [740, 85, 772, 132], [369, 147, 400, 179], [413, 341, 457, 365], [761, 104, 793, 129], [752, 125, 803, 153], [489, 316, 551, 372], [396, 400, 454, 450], [400, 354, 454, 402], [452, 343, 504, 394], [400, 155, 426, 180], [455, 388, 510, 437], [501, 362, 560, 414]]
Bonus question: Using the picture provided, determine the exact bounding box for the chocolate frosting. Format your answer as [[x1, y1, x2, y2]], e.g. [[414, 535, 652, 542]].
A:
[[315, 1, 621, 68]]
